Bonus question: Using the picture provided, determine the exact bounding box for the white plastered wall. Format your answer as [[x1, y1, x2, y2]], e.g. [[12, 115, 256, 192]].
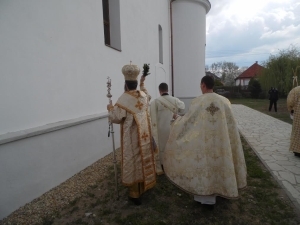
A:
[[172, 0, 210, 99], [0, 0, 172, 219], [0, 0, 171, 136]]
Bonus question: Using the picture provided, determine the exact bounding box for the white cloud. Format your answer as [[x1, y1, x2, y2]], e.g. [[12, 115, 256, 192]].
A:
[[268, 9, 295, 22], [261, 24, 300, 39], [205, 0, 300, 67]]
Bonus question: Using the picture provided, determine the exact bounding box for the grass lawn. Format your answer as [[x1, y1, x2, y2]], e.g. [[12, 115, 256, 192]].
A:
[[229, 98, 292, 124]]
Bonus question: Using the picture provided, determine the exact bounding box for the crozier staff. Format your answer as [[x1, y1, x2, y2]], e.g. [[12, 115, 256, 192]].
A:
[[106, 76, 119, 199]]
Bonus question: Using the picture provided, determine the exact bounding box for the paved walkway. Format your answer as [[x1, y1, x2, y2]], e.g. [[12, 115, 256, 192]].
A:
[[232, 104, 300, 211]]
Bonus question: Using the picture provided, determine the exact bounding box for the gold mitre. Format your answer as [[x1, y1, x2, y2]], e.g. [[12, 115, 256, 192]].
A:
[[122, 61, 140, 81]]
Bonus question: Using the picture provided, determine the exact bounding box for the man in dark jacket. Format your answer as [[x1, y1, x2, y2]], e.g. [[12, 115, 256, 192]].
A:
[[269, 87, 279, 112]]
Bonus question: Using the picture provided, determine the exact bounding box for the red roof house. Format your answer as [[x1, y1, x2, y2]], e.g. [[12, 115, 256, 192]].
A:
[[235, 61, 265, 87]]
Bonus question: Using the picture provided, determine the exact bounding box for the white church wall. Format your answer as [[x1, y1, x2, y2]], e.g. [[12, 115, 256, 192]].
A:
[[118, 0, 171, 100], [0, 0, 171, 219], [0, 116, 117, 219], [0, 0, 171, 136], [172, 0, 210, 100], [0, 1, 106, 135]]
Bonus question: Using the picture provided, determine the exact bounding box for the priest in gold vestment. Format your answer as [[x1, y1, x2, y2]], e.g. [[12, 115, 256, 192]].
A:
[[163, 75, 247, 207], [150, 83, 185, 174], [287, 86, 300, 157], [107, 63, 156, 205]]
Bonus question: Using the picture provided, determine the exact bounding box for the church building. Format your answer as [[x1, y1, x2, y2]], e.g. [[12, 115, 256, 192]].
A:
[[0, 0, 211, 219]]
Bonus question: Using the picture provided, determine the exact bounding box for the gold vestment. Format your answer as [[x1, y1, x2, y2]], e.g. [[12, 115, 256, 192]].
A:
[[109, 89, 156, 198], [163, 93, 247, 199], [287, 86, 300, 153], [150, 95, 185, 174]]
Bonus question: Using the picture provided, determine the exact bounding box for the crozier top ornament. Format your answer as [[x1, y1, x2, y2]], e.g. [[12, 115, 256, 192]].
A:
[[121, 61, 140, 81]]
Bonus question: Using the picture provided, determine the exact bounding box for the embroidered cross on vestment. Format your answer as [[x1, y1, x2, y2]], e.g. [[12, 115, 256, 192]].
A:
[[206, 103, 220, 116], [135, 101, 143, 110], [141, 132, 149, 141]]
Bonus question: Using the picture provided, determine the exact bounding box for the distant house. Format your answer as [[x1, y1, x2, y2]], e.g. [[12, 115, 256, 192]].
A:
[[206, 71, 221, 81], [235, 61, 265, 88]]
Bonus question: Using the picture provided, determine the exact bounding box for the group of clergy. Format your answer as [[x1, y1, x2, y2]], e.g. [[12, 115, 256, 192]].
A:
[[107, 62, 247, 207], [107, 62, 299, 207]]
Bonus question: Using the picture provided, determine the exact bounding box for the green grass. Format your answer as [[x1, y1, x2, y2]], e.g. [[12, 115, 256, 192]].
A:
[[230, 98, 292, 124]]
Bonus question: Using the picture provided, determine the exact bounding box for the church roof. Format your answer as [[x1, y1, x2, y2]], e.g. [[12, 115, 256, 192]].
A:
[[235, 61, 265, 80]]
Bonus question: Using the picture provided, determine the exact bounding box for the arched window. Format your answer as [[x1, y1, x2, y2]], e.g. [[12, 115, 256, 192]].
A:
[[159, 25, 163, 64]]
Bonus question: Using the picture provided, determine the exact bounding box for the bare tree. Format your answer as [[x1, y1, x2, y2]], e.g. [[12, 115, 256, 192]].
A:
[[207, 61, 240, 86], [222, 62, 239, 86]]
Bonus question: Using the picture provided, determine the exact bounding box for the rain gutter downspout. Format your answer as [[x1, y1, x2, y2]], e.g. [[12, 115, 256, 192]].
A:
[[170, 0, 176, 96]]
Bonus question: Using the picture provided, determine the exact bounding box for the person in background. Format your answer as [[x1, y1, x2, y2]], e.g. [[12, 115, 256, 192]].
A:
[[269, 87, 279, 112]]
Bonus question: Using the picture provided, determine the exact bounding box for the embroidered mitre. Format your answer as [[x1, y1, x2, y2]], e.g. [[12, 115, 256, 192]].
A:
[[122, 62, 140, 81]]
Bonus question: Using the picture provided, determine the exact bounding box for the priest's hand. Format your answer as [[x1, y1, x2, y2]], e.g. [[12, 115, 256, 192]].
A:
[[173, 114, 179, 120], [140, 75, 146, 83], [107, 103, 113, 111]]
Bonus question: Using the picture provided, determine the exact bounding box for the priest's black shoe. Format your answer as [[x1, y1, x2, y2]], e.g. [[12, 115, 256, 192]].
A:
[[128, 197, 142, 206], [202, 204, 214, 211], [294, 152, 300, 157]]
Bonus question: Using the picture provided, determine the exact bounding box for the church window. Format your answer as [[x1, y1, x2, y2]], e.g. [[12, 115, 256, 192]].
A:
[[159, 25, 163, 64], [102, 0, 121, 51]]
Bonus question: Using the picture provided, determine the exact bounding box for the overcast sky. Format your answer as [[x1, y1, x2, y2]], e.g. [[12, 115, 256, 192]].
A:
[[205, 0, 300, 68]]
